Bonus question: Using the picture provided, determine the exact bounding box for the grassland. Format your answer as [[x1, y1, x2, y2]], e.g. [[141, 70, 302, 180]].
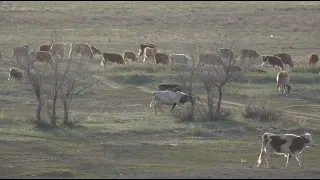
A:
[[1, 1, 320, 178]]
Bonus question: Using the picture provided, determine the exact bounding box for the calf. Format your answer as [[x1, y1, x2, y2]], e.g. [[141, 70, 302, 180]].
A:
[[90, 45, 102, 58], [170, 53, 189, 65], [123, 51, 137, 62], [274, 53, 293, 69], [155, 53, 169, 65], [101, 53, 124, 68], [143, 47, 156, 63], [138, 43, 156, 58], [8, 67, 23, 81], [276, 71, 291, 94], [149, 90, 194, 114], [308, 53, 318, 66], [69, 43, 94, 60], [31, 51, 53, 65], [257, 132, 314, 168], [50, 43, 64, 59], [238, 49, 260, 61], [262, 55, 284, 70]]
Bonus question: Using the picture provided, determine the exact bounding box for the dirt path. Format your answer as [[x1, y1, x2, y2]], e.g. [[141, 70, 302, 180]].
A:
[[94, 75, 320, 121]]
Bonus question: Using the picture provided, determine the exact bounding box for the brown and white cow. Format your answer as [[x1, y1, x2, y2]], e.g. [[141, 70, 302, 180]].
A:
[[276, 71, 291, 94], [257, 132, 314, 168], [138, 43, 156, 58], [155, 53, 169, 65], [262, 55, 285, 70], [69, 43, 94, 60], [101, 52, 124, 68], [31, 51, 53, 65], [238, 49, 260, 61], [143, 47, 156, 63], [308, 53, 318, 66], [89, 45, 102, 58], [8, 67, 23, 81], [50, 43, 64, 59], [274, 53, 293, 69], [123, 51, 137, 63]]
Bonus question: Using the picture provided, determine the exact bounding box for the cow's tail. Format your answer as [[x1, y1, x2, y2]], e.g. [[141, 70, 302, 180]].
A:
[[149, 92, 156, 108], [257, 134, 267, 167]]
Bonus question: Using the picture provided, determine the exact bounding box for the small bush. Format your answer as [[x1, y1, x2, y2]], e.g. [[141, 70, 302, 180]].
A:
[[185, 124, 205, 136], [174, 105, 194, 123], [242, 98, 283, 122], [30, 119, 54, 130]]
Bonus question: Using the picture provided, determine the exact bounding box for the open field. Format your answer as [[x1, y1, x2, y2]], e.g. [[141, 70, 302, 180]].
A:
[[1, 1, 320, 178]]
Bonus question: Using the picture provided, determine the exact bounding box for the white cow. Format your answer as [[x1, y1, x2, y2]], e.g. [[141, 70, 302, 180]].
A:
[[170, 53, 189, 65], [143, 47, 156, 63]]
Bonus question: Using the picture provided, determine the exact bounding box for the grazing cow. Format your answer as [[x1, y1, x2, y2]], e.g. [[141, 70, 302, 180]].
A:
[[138, 43, 156, 58], [276, 71, 291, 94], [274, 53, 293, 69], [257, 132, 314, 168], [170, 53, 189, 65], [69, 43, 94, 60], [8, 67, 23, 81], [90, 45, 102, 58], [149, 90, 194, 114], [123, 51, 137, 63], [158, 84, 181, 91], [308, 53, 318, 66], [143, 47, 157, 63], [101, 53, 124, 68], [39, 44, 52, 52], [218, 48, 235, 59], [155, 53, 169, 65], [197, 52, 225, 67], [49, 43, 64, 59], [12, 46, 30, 62], [31, 51, 53, 65], [262, 55, 284, 70], [238, 49, 260, 61]]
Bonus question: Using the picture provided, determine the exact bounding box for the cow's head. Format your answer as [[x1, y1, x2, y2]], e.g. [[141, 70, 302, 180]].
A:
[[180, 94, 196, 105], [261, 55, 268, 67], [302, 132, 314, 147]]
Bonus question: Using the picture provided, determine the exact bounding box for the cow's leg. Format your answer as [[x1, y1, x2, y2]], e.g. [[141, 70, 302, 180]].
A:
[[293, 152, 303, 168], [170, 103, 177, 112], [277, 84, 280, 93], [264, 147, 272, 168], [285, 154, 291, 168]]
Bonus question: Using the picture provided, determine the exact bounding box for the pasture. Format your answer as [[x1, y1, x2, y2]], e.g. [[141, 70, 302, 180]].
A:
[[1, 1, 320, 178]]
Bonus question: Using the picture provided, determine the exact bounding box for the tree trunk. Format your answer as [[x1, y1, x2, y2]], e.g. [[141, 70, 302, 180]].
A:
[[205, 87, 214, 119], [36, 93, 41, 122], [216, 86, 223, 116], [51, 95, 57, 126], [62, 98, 69, 125]]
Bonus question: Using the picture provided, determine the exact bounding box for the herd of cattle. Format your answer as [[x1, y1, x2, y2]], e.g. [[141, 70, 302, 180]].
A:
[[5, 42, 317, 169]]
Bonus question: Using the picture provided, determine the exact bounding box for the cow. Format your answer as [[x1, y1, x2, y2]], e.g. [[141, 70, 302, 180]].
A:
[[143, 47, 156, 63], [123, 51, 137, 63], [101, 52, 124, 68], [50, 43, 64, 59], [238, 49, 260, 61], [8, 67, 23, 81], [257, 132, 314, 168], [262, 55, 284, 70], [138, 43, 156, 58], [69, 43, 94, 60], [276, 71, 291, 94], [149, 90, 194, 114], [308, 53, 318, 66], [12, 46, 30, 62], [274, 53, 293, 69], [218, 48, 235, 59], [197, 52, 225, 67], [90, 45, 102, 58], [170, 53, 189, 65], [158, 84, 181, 91], [30, 51, 53, 65], [39, 44, 52, 52], [155, 53, 169, 65]]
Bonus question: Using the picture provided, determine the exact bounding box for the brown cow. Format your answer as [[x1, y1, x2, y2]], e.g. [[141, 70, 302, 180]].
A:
[[50, 43, 64, 59], [90, 45, 102, 58], [274, 53, 293, 68], [31, 51, 53, 65], [308, 53, 318, 66], [39, 44, 52, 52], [276, 71, 291, 94], [257, 132, 314, 168], [123, 51, 137, 63], [155, 53, 169, 65], [239, 49, 260, 61], [101, 53, 124, 68], [8, 67, 23, 81], [69, 43, 94, 60]]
